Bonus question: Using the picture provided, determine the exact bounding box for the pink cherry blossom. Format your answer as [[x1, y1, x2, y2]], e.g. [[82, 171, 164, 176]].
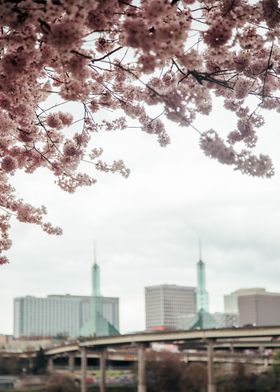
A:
[[0, 0, 280, 263], [1, 157, 17, 173]]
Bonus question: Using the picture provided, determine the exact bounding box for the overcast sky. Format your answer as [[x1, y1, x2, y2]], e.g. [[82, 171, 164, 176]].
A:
[[1, 97, 280, 335]]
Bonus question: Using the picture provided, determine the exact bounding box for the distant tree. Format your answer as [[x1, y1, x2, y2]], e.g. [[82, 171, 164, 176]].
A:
[[45, 372, 79, 392], [0, 0, 280, 264], [254, 372, 280, 392], [32, 347, 48, 375], [272, 350, 280, 378], [180, 363, 207, 392], [232, 364, 257, 392], [155, 352, 185, 392], [215, 363, 257, 392], [0, 355, 22, 375], [145, 351, 184, 392], [145, 351, 207, 392]]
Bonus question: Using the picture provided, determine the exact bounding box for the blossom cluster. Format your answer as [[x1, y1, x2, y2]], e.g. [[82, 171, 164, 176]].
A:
[[0, 0, 280, 263]]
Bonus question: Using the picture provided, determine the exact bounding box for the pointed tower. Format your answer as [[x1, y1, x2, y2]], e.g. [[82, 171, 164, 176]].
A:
[[196, 239, 209, 312], [92, 243, 101, 297], [187, 240, 216, 329], [79, 243, 120, 337], [187, 241, 216, 330], [92, 242, 101, 335]]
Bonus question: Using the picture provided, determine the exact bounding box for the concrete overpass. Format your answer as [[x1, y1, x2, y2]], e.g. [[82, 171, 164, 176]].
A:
[[42, 326, 280, 392], [45, 326, 280, 356], [3, 327, 280, 392]]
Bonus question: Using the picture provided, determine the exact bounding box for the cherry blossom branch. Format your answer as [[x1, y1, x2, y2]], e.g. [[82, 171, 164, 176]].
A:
[[0, 0, 279, 264]]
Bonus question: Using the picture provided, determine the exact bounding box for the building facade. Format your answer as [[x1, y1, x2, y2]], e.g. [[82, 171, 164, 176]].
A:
[[212, 312, 239, 328], [238, 292, 280, 327], [145, 284, 196, 330], [14, 294, 119, 338], [14, 295, 87, 338], [14, 255, 119, 338], [224, 288, 266, 314]]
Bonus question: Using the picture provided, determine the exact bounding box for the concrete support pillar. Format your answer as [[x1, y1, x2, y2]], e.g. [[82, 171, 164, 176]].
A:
[[207, 340, 216, 392], [259, 346, 265, 355], [28, 358, 33, 371], [99, 349, 107, 392], [68, 353, 75, 373], [81, 347, 87, 392], [264, 357, 269, 368], [47, 358, 54, 373], [138, 344, 146, 392]]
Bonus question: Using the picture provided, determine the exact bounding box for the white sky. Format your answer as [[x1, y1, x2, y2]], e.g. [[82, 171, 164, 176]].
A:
[[1, 97, 280, 335]]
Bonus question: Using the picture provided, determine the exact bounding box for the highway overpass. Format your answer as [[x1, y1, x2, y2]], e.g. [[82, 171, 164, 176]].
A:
[[3, 327, 280, 392], [43, 326, 280, 392]]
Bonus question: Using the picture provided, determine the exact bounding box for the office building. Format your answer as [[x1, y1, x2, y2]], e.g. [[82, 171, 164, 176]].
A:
[[14, 254, 119, 338], [224, 288, 266, 314], [14, 294, 88, 338], [145, 284, 196, 330], [14, 293, 119, 338], [238, 292, 280, 327]]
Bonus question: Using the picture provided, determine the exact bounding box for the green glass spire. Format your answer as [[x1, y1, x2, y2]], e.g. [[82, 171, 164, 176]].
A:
[[186, 242, 216, 330], [91, 244, 101, 297], [79, 244, 120, 337], [196, 239, 209, 312], [92, 263, 100, 297]]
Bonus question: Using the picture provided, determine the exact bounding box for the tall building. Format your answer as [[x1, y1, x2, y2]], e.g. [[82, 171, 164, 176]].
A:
[[224, 288, 266, 314], [14, 254, 119, 338], [238, 292, 280, 327], [196, 258, 209, 312], [145, 284, 196, 330], [187, 246, 216, 329], [14, 295, 89, 338]]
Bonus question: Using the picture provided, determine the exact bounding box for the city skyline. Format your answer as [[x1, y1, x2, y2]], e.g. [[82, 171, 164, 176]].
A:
[[3, 243, 280, 336], [1, 100, 280, 335]]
